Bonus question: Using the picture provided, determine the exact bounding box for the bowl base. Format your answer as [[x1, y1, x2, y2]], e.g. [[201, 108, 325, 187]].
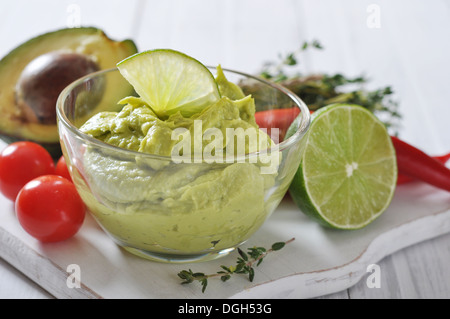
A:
[[121, 246, 236, 264]]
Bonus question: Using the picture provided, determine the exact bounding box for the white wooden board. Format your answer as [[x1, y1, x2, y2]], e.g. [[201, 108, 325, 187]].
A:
[[1, 178, 449, 299]]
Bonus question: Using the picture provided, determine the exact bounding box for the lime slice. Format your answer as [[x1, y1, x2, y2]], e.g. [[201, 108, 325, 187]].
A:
[[117, 49, 220, 118], [287, 104, 397, 229]]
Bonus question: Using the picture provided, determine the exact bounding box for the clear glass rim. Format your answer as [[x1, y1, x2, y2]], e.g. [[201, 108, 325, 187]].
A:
[[56, 67, 311, 161]]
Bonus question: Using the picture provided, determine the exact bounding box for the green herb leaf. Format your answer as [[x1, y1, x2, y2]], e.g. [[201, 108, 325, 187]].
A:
[[238, 248, 248, 261], [271, 242, 285, 251], [248, 267, 255, 282], [201, 279, 208, 293], [177, 238, 295, 293]]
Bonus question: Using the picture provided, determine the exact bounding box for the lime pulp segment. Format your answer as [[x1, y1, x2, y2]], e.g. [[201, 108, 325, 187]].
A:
[[289, 104, 397, 229], [117, 49, 220, 118]]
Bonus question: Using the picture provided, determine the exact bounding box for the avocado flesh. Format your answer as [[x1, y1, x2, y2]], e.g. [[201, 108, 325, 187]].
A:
[[0, 27, 138, 157]]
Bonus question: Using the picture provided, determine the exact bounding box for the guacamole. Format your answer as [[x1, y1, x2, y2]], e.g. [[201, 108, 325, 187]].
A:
[[77, 67, 280, 255]]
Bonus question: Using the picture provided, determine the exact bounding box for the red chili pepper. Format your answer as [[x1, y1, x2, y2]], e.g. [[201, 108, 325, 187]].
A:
[[391, 136, 450, 192], [397, 152, 450, 185], [396, 174, 414, 185]]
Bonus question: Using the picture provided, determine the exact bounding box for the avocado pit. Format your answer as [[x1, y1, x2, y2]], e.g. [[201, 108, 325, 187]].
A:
[[15, 52, 100, 125]]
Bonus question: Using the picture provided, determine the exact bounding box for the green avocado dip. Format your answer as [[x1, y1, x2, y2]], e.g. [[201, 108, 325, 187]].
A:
[[76, 66, 281, 256]]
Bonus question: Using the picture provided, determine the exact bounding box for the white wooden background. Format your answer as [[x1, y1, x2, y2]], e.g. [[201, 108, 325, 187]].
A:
[[0, 0, 449, 299]]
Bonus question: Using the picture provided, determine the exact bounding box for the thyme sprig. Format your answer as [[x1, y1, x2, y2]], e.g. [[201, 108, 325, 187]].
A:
[[260, 39, 323, 82], [241, 40, 402, 134], [177, 238, 295, 293]]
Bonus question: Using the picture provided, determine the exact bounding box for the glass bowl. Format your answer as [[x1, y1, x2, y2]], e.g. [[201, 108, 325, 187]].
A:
[[56, 67, 310, 263]]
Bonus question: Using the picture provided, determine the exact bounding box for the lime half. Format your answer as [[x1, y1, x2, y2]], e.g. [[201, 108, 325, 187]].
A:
[[117, 49, 220, 118], [288, 104, 397, 229]]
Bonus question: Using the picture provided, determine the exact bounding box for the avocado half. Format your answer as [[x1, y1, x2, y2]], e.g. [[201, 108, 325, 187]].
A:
[[0, 27, 138, 158]]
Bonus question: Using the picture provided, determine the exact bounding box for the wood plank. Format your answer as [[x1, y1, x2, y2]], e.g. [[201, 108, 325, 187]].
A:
[[0, 222, 100, 299], [347, 233, 450, 299], [298, 0, 450, 153], [134, 0, 310, 73], [0, 257, 52, 299], [398, 233, 450, 298]]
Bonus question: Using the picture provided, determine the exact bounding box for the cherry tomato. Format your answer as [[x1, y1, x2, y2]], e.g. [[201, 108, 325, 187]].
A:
[[55, 155, 72, 182], [15, 175, 86, 242], [0, 141, 55, 201]]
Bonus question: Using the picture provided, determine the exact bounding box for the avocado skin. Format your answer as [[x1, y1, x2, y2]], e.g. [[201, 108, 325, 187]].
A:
[[0, 134, 63, 159], [0, 27, 138, 159]]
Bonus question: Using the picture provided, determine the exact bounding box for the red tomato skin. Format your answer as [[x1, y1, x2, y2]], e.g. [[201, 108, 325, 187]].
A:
[[255, 108, 300, 141], [0, 142, 55, 201], [254, 108, 313, 141], [55, 156, 72, 182], [15, 175, 86, 242]]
